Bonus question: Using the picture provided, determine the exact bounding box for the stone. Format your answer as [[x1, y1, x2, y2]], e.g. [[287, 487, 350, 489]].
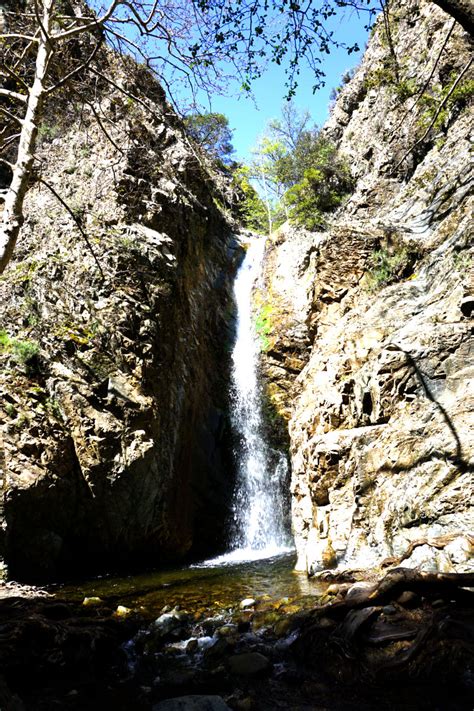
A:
[[216, 624, 238, 637], [239, 598, 256, 610], [153, 613, 182, 637], [227, 652, 271, 677], [396, 591, 420, 608], [153, 696, 231, 711], [82, 597, 102, 607]]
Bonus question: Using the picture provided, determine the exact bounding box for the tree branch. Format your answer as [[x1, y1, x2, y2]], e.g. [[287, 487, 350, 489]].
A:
[[45, 36, 103, 94], [0, 88, 28, 103], [388, 19, 456, 143], [52, 0, 122, 41], [393, 56, 473, 172], [38, 178, 105, 281], [0, 106, 24, 126]]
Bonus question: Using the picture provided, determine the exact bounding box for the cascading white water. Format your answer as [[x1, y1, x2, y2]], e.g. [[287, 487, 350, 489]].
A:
[[227, 237, 292, 559]]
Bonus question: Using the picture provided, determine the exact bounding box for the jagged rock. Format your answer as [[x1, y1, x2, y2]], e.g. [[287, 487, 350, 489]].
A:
[[227, 652, 271, 676], [0, 48, 242, 582], [259, 0, 473, 576]]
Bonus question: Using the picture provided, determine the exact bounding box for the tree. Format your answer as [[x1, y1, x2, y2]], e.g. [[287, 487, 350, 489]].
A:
[[1, 0, 470, 273], [249, 104, 354, 232], [233, 164, 268, 233], [285, 136, 354, 230], [184, 113, 235, 166]]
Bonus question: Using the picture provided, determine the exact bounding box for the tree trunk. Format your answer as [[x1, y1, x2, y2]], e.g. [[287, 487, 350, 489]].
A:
[[0, 1, 54, 274], [432, 0, 474, 35]]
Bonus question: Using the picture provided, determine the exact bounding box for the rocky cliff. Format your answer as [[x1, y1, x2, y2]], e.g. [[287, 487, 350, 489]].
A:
[[260, 0, 473, 575], [0, 54, 241, 581]]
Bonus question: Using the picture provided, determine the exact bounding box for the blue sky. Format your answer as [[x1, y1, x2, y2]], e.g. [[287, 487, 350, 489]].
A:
[[196, 9, 372, 163]]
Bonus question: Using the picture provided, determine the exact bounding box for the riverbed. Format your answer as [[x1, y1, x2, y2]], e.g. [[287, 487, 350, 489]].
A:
[[52, 552, 327, 621]]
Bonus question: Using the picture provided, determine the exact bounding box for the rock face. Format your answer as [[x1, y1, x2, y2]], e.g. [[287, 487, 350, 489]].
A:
[[0, 56, 241, 581], [261, 0, 473, 574]]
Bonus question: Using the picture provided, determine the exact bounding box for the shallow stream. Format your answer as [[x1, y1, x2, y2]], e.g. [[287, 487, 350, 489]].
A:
[[52, 552, 326, 622]]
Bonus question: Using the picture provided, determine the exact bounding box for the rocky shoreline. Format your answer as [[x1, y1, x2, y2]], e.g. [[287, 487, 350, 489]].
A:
[[0, 565, 472, 710]]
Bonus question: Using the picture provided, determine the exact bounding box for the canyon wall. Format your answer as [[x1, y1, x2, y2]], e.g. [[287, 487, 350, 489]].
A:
[[260, 0, 473, 574], [0, 56, 240, 581]]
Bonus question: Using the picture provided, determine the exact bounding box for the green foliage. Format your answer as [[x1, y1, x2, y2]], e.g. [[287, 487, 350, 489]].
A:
[[0, 329, 9, 347], [5, 403, 16, 418], [233, 167, 268, 233], [37, 121, 61, 143], [0, 329, 40, 374], [394, 78, 418, 101], [12, 339, 40, 364], [418, 77, 474, 132], [285, 137, 353, 230], [249, 102, 354, 232], [184, 112, 235, 165], [365, 247, 418, 291], [452, 249, 472, 272], [255, 303, 273, 351]]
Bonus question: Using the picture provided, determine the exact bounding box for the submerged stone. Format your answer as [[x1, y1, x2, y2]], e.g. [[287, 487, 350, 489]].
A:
[[153, 695, 231, 711], [239, 598, 256, 610], [227, 652, 271, 676]]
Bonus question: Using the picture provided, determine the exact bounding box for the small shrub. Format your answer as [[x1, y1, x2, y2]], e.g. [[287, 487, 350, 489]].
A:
[[418, 77, 474, 133], [0, 329, 10, 348], [12, 339, 39, 364], [255, 303, 273, 351], [285, 139, 354, 231], [5, 403, 16, 418], [394, 78, 418, 101], [0, 329, 40, 374], [366, 247, 419, 290], [38, 122, 61, 143]]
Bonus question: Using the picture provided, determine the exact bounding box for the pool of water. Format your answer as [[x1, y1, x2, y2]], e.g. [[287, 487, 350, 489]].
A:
[[52, 552, 327, 620]]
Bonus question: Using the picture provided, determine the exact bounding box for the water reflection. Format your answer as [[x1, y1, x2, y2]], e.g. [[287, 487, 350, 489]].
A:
[[53, 553, 326, 619]]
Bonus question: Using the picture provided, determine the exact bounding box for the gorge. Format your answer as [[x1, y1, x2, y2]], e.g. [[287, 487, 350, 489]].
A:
[[0, 0, 473, 708]]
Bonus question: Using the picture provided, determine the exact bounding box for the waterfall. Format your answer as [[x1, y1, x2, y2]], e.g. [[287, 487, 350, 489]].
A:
[[227, 237, 292, 559]]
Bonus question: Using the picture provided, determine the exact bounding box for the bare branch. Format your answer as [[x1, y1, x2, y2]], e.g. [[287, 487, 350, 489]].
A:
[[46, 36, 103, 94], [33, 0, 53, 48], [0, 88, 28, 103], [51, 0, 122, 42], [389, 19, 457, 143], [0, 33, 38, 41], [393, 56, 473, 172], [87, 65, 163, 124], [38, 177, 105, 281], [0, 63, 30, 93], [0, 106, 24, 126], [0, 157, 14, 170], [0, 133, 21, 153], [82, 97, 124, 155]]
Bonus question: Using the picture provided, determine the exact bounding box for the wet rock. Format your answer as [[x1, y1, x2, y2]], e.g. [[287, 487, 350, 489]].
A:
[[239, 598, 256, 610], [273, 618, 295, 637], [396, 591, 420, 608], [82, 596, 103, 607], [203, 637, 231, 661], [186, 639, 199, 654], [216, 624, 238, 637], [345, 582, 374, 601], [153, 695, 231, 711], [227, 652, 271, 677]]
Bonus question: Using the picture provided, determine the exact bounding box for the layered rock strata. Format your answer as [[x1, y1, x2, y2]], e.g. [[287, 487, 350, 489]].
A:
[[260, 0, 473, 574], [0, 57, 240, 581]]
